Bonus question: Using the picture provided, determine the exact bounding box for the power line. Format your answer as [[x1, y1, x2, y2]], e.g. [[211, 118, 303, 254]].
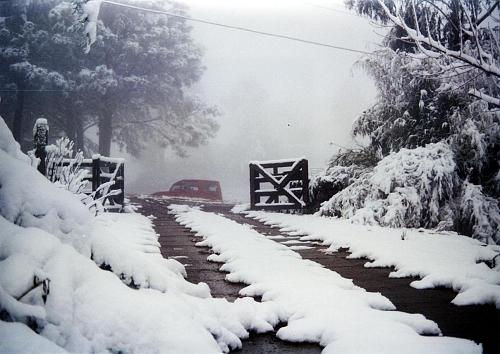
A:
[[0, 89, 71, 92], [102, 0, 370, 55]]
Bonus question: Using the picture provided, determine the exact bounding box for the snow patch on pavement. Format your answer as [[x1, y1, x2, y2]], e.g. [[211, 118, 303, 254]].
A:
[[170, 205, 481, 354], [246, 211, 500, 308]]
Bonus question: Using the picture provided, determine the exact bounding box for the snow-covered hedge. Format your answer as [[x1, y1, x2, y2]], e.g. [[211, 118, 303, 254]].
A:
[[310, 147, 379, 210], [458, 182, 500, 244], [310, 165, 368, 210], [318, 142, 500, 244]]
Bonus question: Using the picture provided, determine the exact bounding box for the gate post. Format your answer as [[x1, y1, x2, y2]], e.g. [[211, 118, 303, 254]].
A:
[[249, 163, 257, 209], [116, 163, 125, 209], [302, 159, 310, 206], [33, 118, 49, 176], [92, 155, 101, 198]]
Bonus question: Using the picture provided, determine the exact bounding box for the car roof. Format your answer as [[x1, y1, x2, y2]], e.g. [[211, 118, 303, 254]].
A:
[[174, 179, 220, 185]]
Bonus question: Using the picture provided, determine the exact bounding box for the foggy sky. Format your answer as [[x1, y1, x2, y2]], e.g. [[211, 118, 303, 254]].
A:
[[126, 0, 380, 202]]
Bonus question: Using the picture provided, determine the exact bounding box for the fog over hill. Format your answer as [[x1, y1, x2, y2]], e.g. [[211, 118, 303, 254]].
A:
[[126, 0, 379, 202]]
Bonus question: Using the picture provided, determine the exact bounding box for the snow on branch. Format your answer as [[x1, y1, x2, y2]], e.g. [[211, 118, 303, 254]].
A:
[[377, 0, 499, 105], [72, 0, 103, 53], [468, 88, 500, 106]]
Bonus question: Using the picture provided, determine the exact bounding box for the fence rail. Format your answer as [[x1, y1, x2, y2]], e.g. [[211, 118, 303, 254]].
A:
[[51, 155, 125, 212], [33, 119, 125, 212]]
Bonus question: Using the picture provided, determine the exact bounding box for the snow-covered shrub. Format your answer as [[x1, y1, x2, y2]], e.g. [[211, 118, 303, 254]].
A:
[[319, 143, 459, 229], [451, 105, 500, 196], [319, 142, 500, 244], [458, 182, 500, 245], [45, 138, 123, 215], [310, 165, 365, 210], [46, 137, 89, 196], [310, 147, 379, 210]]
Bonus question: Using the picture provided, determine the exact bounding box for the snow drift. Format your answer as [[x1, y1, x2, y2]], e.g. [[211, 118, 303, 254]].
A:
[[0, 116, 276, 353]]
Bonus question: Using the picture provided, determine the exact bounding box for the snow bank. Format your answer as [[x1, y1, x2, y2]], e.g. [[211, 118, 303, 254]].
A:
[[0, 321, 66, 354], [0, 119, 91, 253], [0, 118, 31, 164], [0, 117, 277, 352], [90, 212, 210, 297], [1, 216, 277, 353], [170, 205, 481, 354], [245, 211, 500, 308]]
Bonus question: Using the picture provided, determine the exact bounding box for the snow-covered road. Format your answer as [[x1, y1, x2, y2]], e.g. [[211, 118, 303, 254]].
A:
[[170, 204, 483, 354]]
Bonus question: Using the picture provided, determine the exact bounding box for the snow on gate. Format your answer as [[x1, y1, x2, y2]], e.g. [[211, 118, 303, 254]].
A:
[[249, 157, 309, 211]]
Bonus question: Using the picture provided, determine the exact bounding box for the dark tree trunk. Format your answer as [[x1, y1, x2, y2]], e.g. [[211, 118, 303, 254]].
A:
[[98, 110, 112, 156], [12, 81, 25, 143], [75, 119, 85, 153], [68, 112, 85, 153]]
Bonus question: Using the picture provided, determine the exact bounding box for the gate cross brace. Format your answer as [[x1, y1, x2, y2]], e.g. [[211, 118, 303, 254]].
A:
[[252, 163, 306, 207]]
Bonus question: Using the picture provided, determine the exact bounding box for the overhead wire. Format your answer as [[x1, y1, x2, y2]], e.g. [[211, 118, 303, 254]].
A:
[[102, 0, 371, 55], [1, 1, 373, 93], [0, 89, 70, 92]]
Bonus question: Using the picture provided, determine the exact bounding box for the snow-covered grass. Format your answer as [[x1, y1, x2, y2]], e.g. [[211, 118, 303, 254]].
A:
[[0, 117, 278, 353], [170, 205, 481, 354], [243, 210, 500, 308]]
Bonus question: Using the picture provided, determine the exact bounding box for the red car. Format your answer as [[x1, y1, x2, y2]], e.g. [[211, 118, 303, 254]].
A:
[[153, 179, 223, 202]]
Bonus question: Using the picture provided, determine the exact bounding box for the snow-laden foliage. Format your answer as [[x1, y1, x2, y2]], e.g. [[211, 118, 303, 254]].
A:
[[458, 182, 500, 244], [319, 142, 499, 244], [311, 165, 370, 211], [347, 0, 500, 105], [1, 0, 218, 156], [72, 0, 102, 53], [320, 143, 453, 226], [352, 50, 464, 154], [0, 116, 280, 352], [314, 1, 500, 243], [46, 137, 89, 196], [310, 147, 379, 210]]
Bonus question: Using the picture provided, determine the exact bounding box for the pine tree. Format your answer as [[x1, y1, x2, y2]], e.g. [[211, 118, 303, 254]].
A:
[[1, 0, 218, 156]]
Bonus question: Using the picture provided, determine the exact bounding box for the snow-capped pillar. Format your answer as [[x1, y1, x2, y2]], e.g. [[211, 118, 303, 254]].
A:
[[33, 118, 49, 176]]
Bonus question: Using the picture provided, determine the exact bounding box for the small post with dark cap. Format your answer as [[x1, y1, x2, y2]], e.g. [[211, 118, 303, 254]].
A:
[[33, 118, 49, 176]]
